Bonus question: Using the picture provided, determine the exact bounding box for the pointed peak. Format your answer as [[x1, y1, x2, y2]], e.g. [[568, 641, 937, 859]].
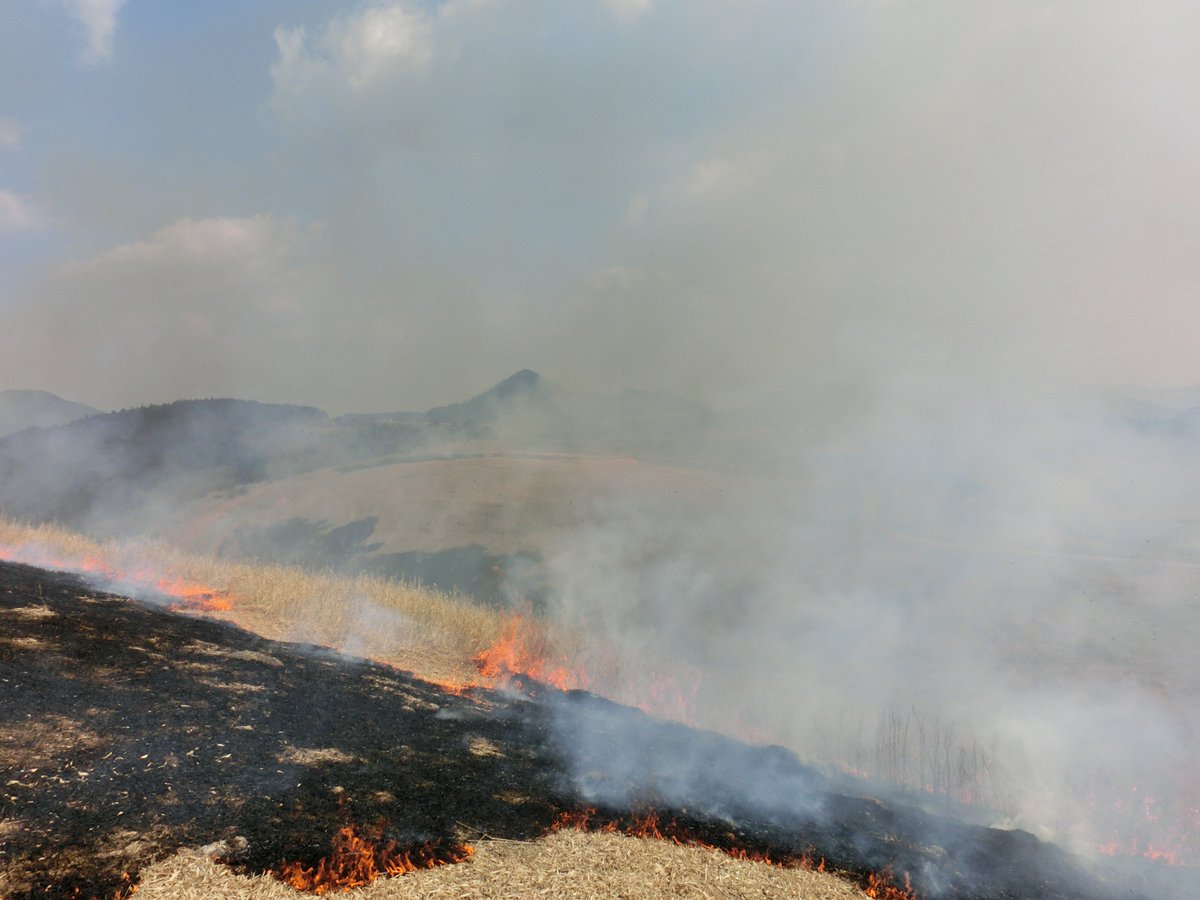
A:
[[493, 369, 542, 391]]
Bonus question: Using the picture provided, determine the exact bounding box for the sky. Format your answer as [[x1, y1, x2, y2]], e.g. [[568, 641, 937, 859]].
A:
[[1, 0, 1199, 413]]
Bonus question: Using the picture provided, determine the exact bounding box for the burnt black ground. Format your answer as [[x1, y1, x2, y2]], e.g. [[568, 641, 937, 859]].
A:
[[0, 560, 1192, 899], [0, 560, 565, 898]]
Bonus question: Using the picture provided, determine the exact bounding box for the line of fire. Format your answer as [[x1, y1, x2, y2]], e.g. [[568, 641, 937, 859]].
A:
[[1, 525, 1195, 898]]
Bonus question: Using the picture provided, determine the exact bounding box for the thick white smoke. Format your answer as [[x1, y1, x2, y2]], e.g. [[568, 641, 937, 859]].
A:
[[534, 376, 1200, 868]]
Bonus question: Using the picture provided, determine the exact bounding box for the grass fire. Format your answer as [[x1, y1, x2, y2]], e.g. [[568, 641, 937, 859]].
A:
[[271, 823, 475, 894], [6, 3, 1200, 896], [2, 513, 1195, 897]]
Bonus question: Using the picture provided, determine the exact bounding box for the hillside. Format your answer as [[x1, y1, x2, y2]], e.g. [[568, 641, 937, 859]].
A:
[[0, 389, 99, 438], [0, 374, 727, 602], [336, 369, 711, 447], [0, 557, 1164, 900], [424, 367, 548, 425], [0, 398, 330, 533]]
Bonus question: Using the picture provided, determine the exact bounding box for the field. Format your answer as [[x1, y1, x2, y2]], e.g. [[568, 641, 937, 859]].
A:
[[0, 533, 922, 899], [132, 829, 870, 899], [3, 516, 1162, 899], [0, 514, 504, 687], [165, 450, 782, 563]]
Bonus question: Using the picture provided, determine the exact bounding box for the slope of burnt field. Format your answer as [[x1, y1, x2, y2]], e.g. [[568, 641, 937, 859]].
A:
[[0, 560, 565, 897], [0, 560, 1187, 899]]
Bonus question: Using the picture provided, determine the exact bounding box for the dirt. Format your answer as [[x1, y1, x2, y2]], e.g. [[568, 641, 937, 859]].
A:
[[0, 561, 1189, 899]]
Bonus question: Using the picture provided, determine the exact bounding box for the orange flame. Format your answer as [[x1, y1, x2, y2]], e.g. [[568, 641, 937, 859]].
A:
[[551, 807, 925, 898], [68, 871, 139, 898], [1143, 845, 1180, 865], [471, 613, 705, 727], [1086, 782, 1200, 867], [473, 614, 588, 692], [549, 807, 811, 868], [864, 868, 917, 900], [0, 540, 237, 616], [273, 823, 473, 894], [154, 576, 234, 613]]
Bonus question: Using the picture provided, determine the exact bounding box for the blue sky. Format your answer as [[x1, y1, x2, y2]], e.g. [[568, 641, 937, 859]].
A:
[[1, 1, 1198, 412]]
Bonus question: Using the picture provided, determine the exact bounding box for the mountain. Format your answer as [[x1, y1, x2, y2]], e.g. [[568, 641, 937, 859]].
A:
[[336, 369, 549, 427], [337, 370, 710, 439], [423, 368, 549, 425], [0, 373, 717, 556], [0, 399, 329, 532], [0, 389, 99, 438]]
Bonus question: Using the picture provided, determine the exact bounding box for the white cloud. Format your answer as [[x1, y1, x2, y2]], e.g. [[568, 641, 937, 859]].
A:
[[272, 3, 434, 94], [606, 0, 654, 22], [622, 150, 777, 229], [252, 0, 1200, 402], [67, 215, 299, 274], [0, 118, 22, 152], [59, 215, 327, 329], [61, 0, 127, 65], [0, 214, 382, 410], [666, 151, 776, 202], [0, 190, 47, 233]]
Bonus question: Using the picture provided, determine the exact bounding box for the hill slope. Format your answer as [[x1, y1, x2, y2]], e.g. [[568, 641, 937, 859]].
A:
[[0, 558, 1174, 900], [0, 399, 329, 532], [0, 389, 99, 438], [0, 374, 726, 601]]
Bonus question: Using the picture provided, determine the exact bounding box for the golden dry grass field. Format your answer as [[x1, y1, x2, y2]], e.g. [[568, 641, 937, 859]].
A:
[[133, 829, 871, 899], [165, 451, 788, 560]]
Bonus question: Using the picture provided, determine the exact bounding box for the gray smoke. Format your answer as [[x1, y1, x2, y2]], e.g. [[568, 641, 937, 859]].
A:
[[535, 378, 1200, 872], [2, 0, 1199, 886]]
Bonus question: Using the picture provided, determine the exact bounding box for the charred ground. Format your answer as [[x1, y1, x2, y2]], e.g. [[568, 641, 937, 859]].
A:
[[0, 559, 1189, 899]]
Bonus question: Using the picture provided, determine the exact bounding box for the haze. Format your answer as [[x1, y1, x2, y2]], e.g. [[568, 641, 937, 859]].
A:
[[3, 0, 1200, 880], [1, 1, 1198, 412]]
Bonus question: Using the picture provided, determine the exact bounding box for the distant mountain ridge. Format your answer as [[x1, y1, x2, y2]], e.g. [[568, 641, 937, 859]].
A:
[[0, 398, 328, 532], [336, 369, 547, 426], [0, 390, 99, 438], [336, 369, 708, 431], [0, 373, 713, 538], [424, 368, 547, 425]]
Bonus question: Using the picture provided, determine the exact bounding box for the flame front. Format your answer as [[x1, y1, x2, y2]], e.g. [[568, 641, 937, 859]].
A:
[[472, 613, 703, 726], [550, 807, 813, 868], [1086, 781, 1200, 867], [552, 806, 920, 899], [272, 823, 473, 894], [473, 614, 587, 691], [864, 869, 917, 900], [153, 576, 234, 613], [0, 539, 237, 616]]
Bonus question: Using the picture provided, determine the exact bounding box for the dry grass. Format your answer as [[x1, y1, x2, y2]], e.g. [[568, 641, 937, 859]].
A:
[[164, 454, 768, 559], [134, 830, 871, 899], [0, 515, 504, 686], [0, 514, 884, 899]]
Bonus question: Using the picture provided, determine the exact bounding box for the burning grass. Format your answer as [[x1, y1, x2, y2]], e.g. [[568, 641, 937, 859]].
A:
[[135, 829, 876, 899], [0, 514, 504, 685], [0, 515, 714, 728], [473, 612, 589, 691], [0, 544, 919, 899], [548, 807, 919, 900], [0, 515, 697, 720], [3, 515, 1196, 889], [270, 823, 474, 894], [3, 554, 1180, 900]]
